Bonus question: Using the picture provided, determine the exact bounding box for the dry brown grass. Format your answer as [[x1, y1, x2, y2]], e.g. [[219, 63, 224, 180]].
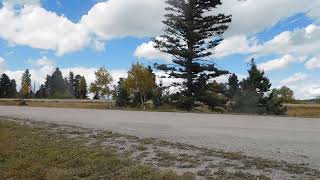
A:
[[0, 99, 108, 109], [286, 104, 320, 118], [1, 99, 320, 118]]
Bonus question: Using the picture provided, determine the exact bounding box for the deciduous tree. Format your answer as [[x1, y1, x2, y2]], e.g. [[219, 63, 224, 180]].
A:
[[125, 63, 156, 109], [20, 69, 31, 98], [90, 67, 113, 101]]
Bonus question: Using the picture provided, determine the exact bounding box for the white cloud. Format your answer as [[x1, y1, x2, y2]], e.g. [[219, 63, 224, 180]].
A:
[[280, 73, 308, 84], [1, 0, 320, 57], [257, 24, 320, 57], [80, 0, 166, 40], [305, 56, 320, 70], [0, 3, 92, 55], [134, 40, 172, 61], [258, 55, 305, 72], [219, 0, 320, 36], [214, 35, 259, 58]]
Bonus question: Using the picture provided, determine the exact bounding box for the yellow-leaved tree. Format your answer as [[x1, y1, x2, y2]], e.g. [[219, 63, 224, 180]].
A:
[[125, 63, 155, 110]]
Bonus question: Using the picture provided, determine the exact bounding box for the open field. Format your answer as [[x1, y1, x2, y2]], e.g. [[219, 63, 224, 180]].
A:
[[0, 105, 319, 172], [1, 99, 320, 117], [1, 118, 320, 179], [286, 104, 320, 118]]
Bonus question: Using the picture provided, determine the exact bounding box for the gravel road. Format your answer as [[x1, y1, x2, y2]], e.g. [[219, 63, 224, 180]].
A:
[[0, 105, 319, 169]]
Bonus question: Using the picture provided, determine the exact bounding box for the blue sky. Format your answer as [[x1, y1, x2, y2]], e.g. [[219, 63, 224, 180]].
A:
[[0, 0, 320, 99]]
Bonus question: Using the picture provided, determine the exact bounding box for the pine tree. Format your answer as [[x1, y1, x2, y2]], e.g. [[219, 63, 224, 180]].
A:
[[51, 67, 66, 95], [235, 59, 284, 114], [154, 0, 231, 110], [67, 71, 75, 97], [240, 59, 271, 96], [114, 78, 130, 107], [8, 79, 17, 98], [35, 84, 48, 99], [227, 73, 239, 99], [73, 75, 81, 99], [79, 76, 88, 99], [0, 73, 11, 98]]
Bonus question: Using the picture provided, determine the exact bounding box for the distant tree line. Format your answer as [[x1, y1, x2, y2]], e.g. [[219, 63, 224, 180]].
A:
[[0, 68, 88, 100]]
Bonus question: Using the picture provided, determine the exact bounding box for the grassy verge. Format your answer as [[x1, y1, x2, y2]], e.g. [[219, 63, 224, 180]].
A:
[[2, 99, 320, 118], [0, 120, 192, 180]]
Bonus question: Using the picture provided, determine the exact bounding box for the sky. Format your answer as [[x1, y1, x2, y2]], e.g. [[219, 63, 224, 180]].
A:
[[0, 0, 320, 99]]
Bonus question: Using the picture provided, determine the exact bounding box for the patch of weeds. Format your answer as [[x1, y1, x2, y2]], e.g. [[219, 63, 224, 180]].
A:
[[223, 151, 243, 160], [140, 137, 156, 145], [133, 144, 148, 151], [155, 150, 177, 167]]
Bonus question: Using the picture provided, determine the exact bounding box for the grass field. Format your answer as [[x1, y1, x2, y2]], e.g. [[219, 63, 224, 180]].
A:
[[0, 119, 191, 180], [286, 104, 320, 118], [1, 99, 320, 118]]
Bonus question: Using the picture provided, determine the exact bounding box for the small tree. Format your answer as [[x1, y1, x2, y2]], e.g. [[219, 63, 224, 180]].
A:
[[235, 59, 285, 115], [272, 86, 295, 103], [125, 63, 156, 109], [114, 78, 130, 107], [20, 69, 31, 98], [90, 67, 113, 101]]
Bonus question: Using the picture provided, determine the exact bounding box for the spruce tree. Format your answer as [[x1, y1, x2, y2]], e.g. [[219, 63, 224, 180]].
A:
[[8, 79, 17, 98], [154, 0, 231, 110], [74, 75, 82, 99], [0, 73, 11, 98], [79, 76, 88, 99], [227, 73, 239, 99], [114, 78, 130, 107], [51, 68, 66, 95]]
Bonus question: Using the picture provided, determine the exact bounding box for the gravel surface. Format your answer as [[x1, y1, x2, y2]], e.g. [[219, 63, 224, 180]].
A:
[[0, 105, 319, 170]]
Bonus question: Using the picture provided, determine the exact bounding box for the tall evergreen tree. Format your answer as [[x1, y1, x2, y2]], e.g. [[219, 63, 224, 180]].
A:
[[67, 71, 75, 97], [0, 73, 11, 98], [20, 69, 31, 98], [8, 79, 17, 98], [114, 78, 130, 107], [227, 73, 239, 99], [79, 76, 88, 99], [73, 75, 81, 99], [50, 67, 66, 95], [154, 0, 231, 110]]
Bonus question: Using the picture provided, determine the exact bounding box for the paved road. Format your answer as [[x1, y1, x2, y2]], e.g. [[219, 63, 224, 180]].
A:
[[0, 106, 319, 169]]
